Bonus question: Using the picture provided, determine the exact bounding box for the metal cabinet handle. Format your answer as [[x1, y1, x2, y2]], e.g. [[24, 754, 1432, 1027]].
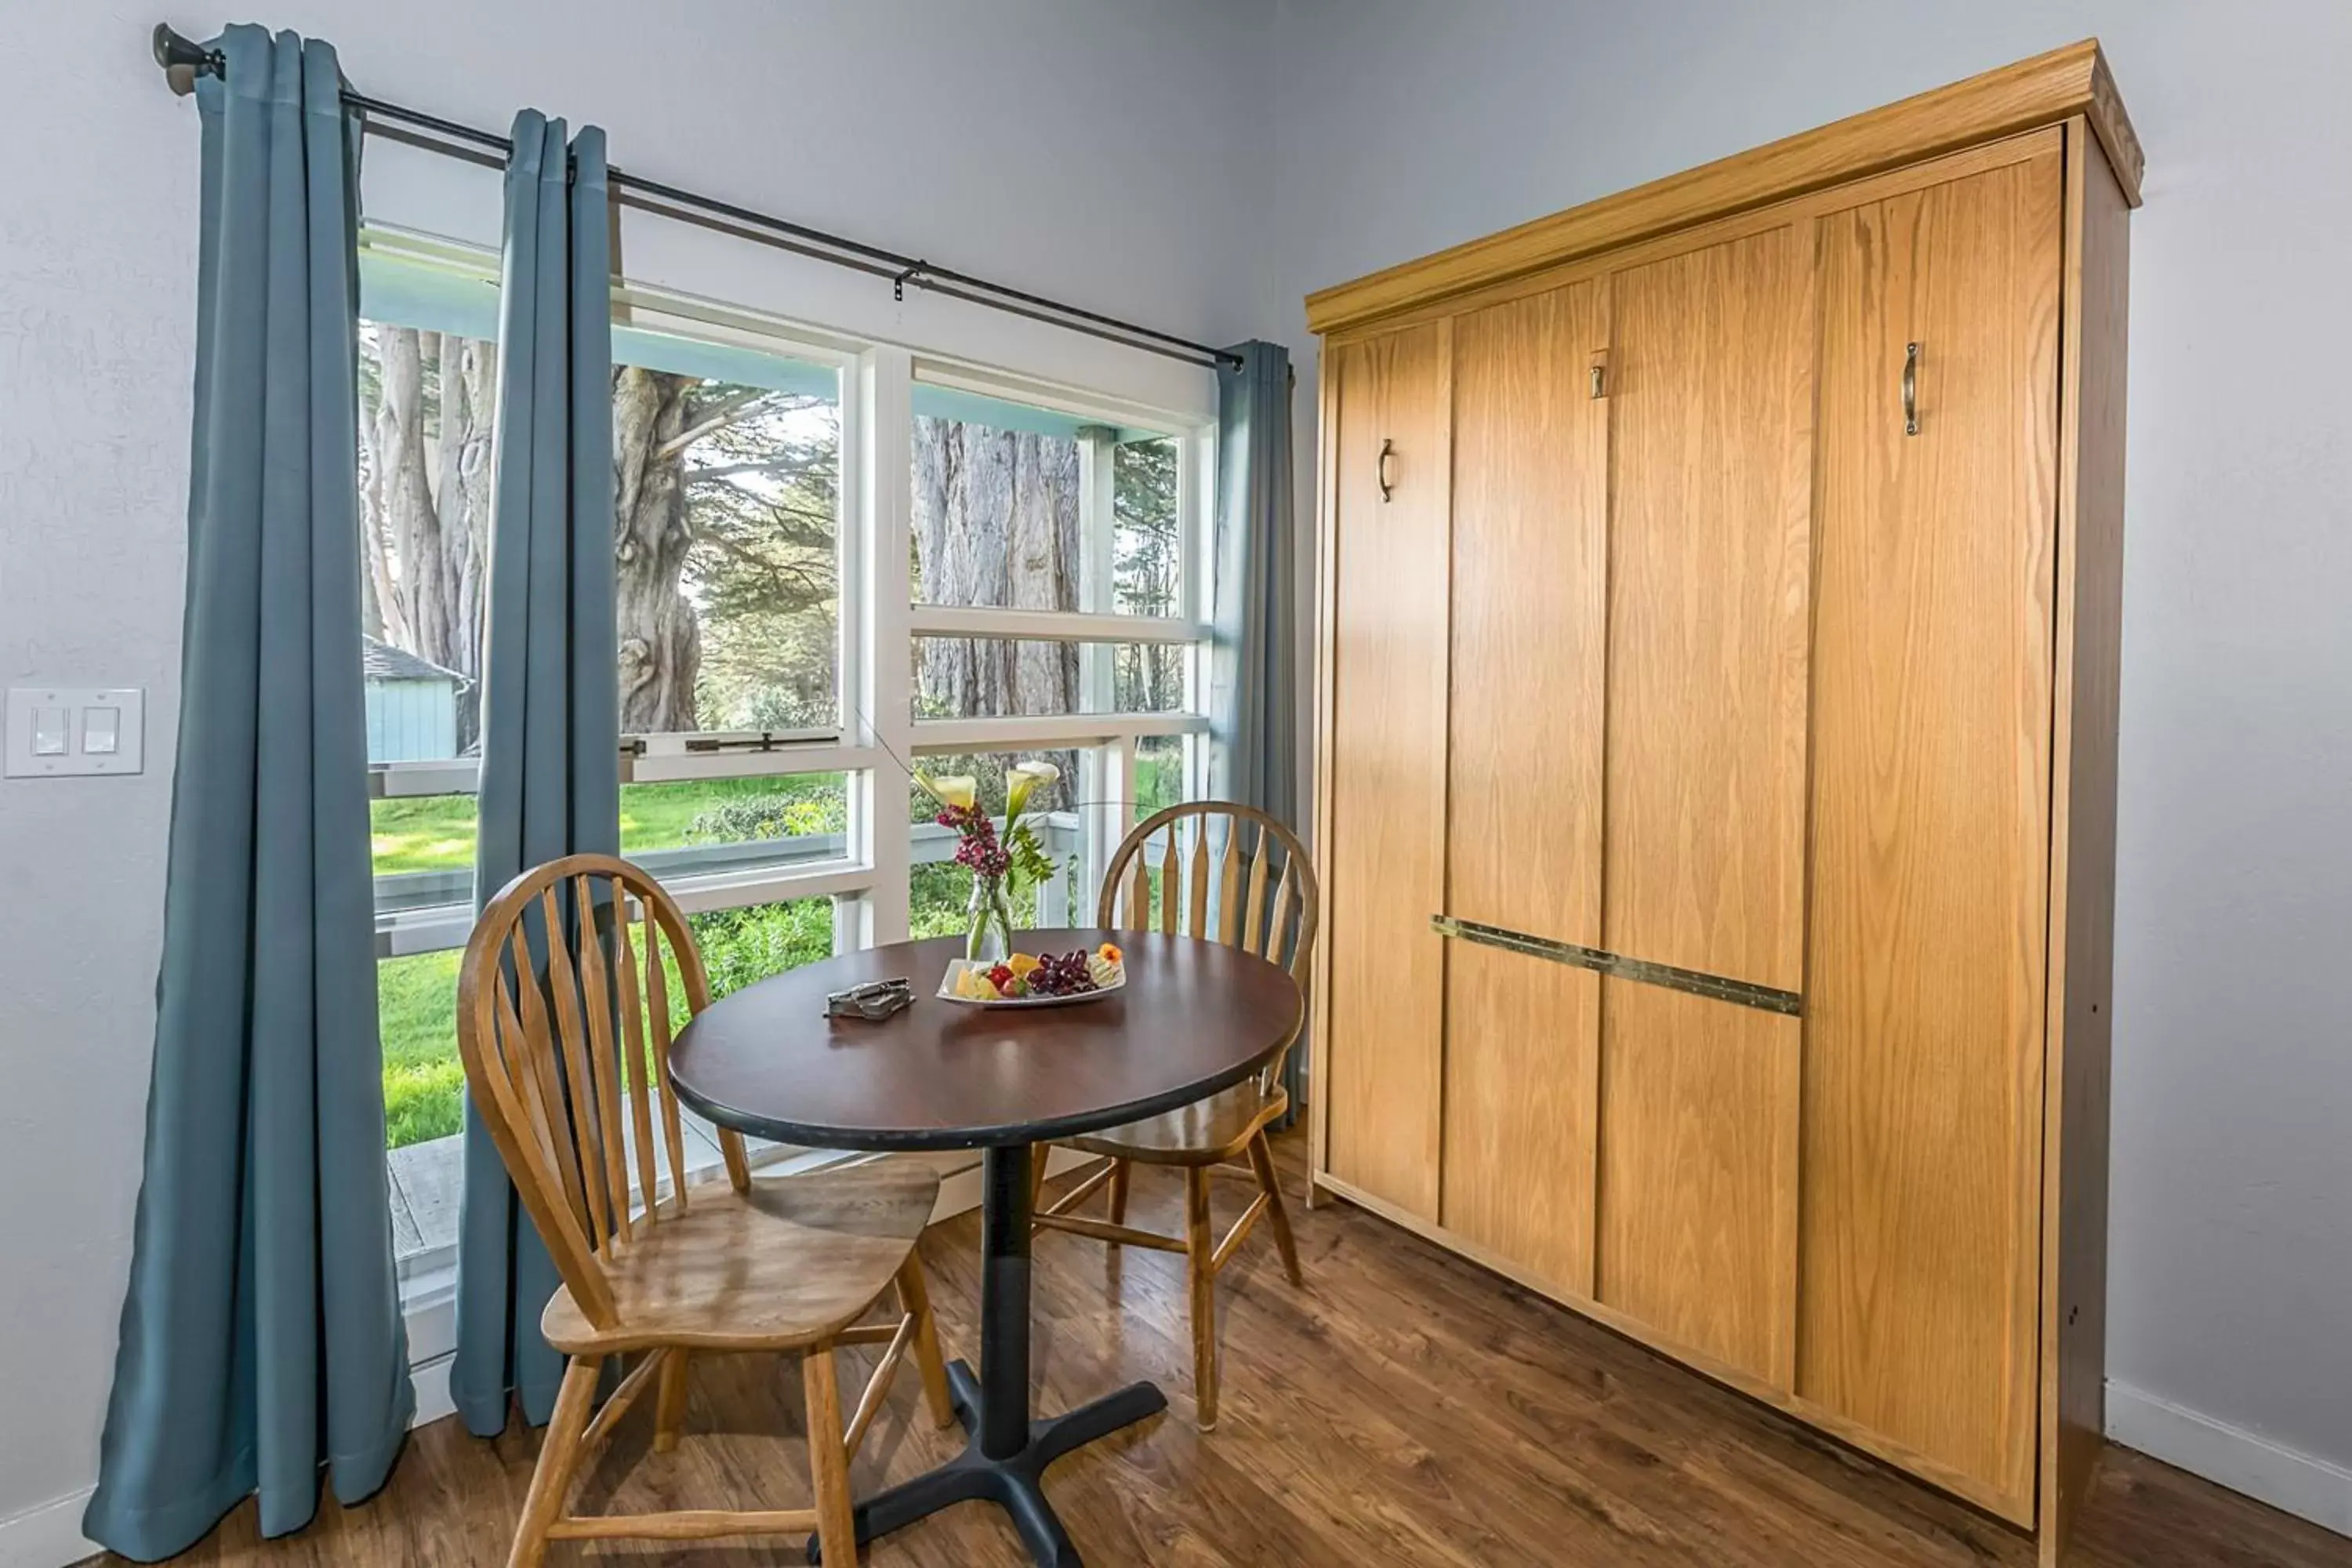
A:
[[1903, 342, 1920, 436], [1377, 437, 1395, 502]]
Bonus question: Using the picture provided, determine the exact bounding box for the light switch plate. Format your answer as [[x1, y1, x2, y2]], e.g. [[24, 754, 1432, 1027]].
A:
[[5, 687, 145, 777]]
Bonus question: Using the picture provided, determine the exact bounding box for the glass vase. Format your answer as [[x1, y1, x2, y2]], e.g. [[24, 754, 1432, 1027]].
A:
[[965, 874, 1017, 964]]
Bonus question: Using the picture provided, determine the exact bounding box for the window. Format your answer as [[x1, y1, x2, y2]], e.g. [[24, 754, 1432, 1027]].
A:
[[360, 308, 495, 1096], [906, 371, 1212, 945], [612, 332, 843, 739], [357, 235, 1213, 1171]]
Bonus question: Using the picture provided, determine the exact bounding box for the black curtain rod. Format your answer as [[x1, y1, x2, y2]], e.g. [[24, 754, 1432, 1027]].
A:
[[151, 24, 1243, 372]]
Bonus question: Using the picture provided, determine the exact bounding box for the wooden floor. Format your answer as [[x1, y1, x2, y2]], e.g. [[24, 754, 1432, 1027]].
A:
[[106, 1134, 2343, 1567]]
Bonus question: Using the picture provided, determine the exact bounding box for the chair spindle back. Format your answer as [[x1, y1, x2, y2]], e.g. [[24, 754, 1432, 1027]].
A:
[[1099, 800, 1319, 985], [456, 854, 745, 1331]]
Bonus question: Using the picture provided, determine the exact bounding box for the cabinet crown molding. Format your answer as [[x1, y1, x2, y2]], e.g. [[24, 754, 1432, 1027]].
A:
[[1303, 38, 2142, 336]]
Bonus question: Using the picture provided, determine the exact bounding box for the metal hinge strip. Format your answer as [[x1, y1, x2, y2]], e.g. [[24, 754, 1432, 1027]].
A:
[[1430, 914, 1802, 1017]]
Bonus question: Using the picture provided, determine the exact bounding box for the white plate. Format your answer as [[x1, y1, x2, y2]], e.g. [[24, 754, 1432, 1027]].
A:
[[938, 956, 1127, 1008]]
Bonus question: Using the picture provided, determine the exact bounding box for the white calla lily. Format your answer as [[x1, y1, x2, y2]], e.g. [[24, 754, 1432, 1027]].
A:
[[920, 772, 978, 811], [1005, 759, 1061, 818]]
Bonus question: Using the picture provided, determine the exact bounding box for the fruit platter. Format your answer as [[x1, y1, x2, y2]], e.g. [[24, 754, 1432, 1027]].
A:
[[939, 943, 1126, 1008]]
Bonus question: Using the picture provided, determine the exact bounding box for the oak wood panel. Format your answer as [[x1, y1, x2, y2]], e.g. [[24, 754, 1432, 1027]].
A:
[[1437, 281, 1607, 1297], [1307, 357, 1343, 1197], [1442, 946, 1601, 1298], [1800, 147, 2065, 1515], [1322, 322, 1451, 1219], [1603, 225, 1813, 991], [2040, 121, 2132, 1568], [1305, 40, 2140, 332], [1446, 280, 1608, 946], [106, 1137, 2352, 1568], [1596, 982, 1800, 1390]]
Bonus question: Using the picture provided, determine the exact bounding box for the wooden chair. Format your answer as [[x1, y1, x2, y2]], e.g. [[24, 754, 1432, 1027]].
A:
[[457, 854, 954, 1568], [1029, 802, 1319, 1429]]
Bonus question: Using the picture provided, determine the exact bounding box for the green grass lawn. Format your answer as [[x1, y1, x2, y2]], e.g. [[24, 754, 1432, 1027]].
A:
[[379, 947, 466, 1148], [371, 775, 848, 877]]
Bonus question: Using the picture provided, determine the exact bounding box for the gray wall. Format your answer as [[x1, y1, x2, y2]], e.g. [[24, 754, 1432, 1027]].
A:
[[0, 1, 1255, 1550], [1267, 0, 2352, 1502]]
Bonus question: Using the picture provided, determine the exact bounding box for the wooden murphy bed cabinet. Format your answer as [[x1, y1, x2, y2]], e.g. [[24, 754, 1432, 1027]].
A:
[[1305, 41, 2138, 1560]]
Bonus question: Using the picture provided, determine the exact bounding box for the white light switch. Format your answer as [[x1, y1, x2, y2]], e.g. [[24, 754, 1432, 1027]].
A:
[[6, 688, 144, 777], [82, 706, 121, 755], [32, 708, 68, 755]]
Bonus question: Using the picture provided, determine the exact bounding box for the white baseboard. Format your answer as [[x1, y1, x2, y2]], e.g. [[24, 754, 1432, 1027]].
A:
[[409, 1352, 456, 1428], [0, 1487, 96, 1568], [2107, 1380, 2352, 1537]]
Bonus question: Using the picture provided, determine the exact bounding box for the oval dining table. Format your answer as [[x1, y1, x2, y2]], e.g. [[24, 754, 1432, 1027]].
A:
[[666, 928, 1304, 1568]]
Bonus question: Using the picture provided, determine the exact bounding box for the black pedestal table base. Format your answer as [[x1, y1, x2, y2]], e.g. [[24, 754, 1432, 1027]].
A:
[[810, 1360, 1164, 1566], [810, 1145, 1166, 1567]]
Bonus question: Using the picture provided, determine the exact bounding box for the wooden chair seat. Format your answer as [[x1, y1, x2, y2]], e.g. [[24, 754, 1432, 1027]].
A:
[[543, 1163, 940, 1356], [1066, 1080, 1289, 1167]]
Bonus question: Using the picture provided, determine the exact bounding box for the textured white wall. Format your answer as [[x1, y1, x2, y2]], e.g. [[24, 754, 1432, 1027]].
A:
[[0, 2, 1254, 1553], [1267, 0, 2352, 1508]]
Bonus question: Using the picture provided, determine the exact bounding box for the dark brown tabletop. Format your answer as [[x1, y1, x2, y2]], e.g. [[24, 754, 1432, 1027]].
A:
[[666, 930, 1303, 1152]]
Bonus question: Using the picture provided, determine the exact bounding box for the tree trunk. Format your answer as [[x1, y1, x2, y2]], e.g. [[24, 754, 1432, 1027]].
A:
[[613, 365, 702, 733], [357, 345, 388, 641], [911, 417, 1080, 719], [437, 336, 496, 750], [368, 326, 433, 653]]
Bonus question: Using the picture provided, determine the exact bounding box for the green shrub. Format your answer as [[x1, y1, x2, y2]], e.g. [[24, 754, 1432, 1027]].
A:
[[682, 898, 837, 1017], [685, 793, 836, 845]]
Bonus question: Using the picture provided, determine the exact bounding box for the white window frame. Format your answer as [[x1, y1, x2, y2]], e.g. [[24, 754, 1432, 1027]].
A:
[[364, 236, 1215, 968]]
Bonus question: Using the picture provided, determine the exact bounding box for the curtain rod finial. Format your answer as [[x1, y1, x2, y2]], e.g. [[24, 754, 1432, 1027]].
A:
[[152, 23, 217, 95]]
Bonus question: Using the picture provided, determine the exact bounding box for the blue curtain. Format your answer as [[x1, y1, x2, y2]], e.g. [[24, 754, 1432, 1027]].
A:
[[449, 111, 619, 1436], [85, 27, 412, 1561], [1207, 342, 1303, 1120]]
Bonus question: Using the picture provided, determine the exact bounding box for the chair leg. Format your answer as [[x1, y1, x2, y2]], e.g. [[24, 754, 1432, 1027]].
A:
[[896, 1254, 955, 1428], [653, 1348, 691, 1453], [803, 1348, 859, 1566], [1107, 1157, 1131, 1225], [1029, 1142, 1050, 1221], [509, 1355, 600, 1568], [1245, 1131, 1305, 1287], [1184, 1167, 1219, 1431]]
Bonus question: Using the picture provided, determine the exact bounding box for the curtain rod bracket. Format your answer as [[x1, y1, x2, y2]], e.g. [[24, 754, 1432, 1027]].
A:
[[893, 262, 928, 303]]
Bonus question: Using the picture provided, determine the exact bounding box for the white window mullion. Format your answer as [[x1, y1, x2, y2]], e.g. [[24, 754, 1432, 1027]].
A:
[[913, 712, 1207, 749], [1107, 735, 1138, 906], [905, 605, 1204, 644], [859, 343, 916, 946], [1181, 426, 1210, 628], [1077, 426, 1118, 727]]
